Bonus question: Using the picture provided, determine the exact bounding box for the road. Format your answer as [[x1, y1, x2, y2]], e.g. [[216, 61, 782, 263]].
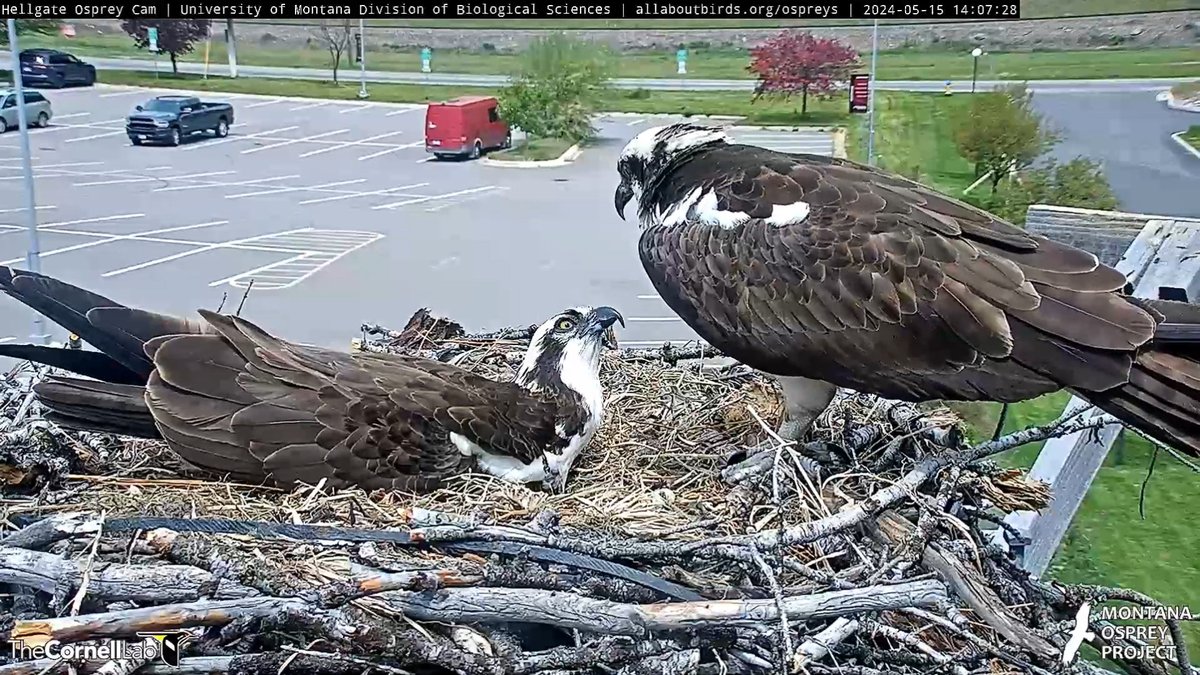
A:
[[1033, 91, 1200, 220], [88, 57, 1187, 94]]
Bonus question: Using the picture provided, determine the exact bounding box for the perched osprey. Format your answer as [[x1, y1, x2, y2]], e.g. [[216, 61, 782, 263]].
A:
[[614, 121, 1200, 456], [0, 266, 624, 492]]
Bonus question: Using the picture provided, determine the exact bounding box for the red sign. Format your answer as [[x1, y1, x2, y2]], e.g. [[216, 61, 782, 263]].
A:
[[849, 74, 870, 113]]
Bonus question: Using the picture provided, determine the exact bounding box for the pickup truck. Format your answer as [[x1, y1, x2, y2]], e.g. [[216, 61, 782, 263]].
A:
[[125, 95, 235, 147]]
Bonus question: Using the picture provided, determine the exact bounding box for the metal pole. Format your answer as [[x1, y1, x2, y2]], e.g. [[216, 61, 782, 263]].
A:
[[226, 18, 238, 78], [357, 19, 368, 99], [5, 20, 48, 345], [972, 56, 978, 93], [866, 19, 878, 166]]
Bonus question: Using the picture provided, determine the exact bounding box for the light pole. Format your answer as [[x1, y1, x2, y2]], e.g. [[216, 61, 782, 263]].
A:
[[866, 19, 879, 166], [357, 18, 368, 99], [5, 20, 48, 345], [971, 47, 983, 93]]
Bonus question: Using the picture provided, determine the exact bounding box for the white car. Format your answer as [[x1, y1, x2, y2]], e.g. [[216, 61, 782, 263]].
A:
[[0, 89, 53, 132]]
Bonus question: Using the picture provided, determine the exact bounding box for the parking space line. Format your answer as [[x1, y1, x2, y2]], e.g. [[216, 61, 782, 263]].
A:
[[245, 98, 284, 108], [626, 118, 646, 126], [0, 161, 104, 171], [39, 213, 145, 229], [240, 129, 349, 155], [0, 205, 54, 214], [338, 103, 372, 114], [52, 112, 91, 120], [0, 220, 227, 266], [373, 186, 499, 210], [153, 174, 300, 192], [99, 90, 145, 98], [386, 107, 421, 117], [297, 131, 405, 158], [101, 227, 312, 278], [209, 230, 384, 290], [65, 130, 126, 143], [358, 141, 423, 161], [288, 101, 330, 112], [0, 337, 15, 344], [297, 182, 429, 205], [181, 125, 301, 152], [225, 178, 367, 199], [73, 170, 237, 188], [415, 157, 433, 163]]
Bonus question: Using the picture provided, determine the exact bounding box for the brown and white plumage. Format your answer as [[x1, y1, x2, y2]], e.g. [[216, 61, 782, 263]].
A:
[[614, 122, 1200, 456], [0, 266, 623, 491]]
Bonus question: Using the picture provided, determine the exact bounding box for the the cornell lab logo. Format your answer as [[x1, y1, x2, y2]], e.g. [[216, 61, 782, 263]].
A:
[[1061, 601, 1192, 664], [11, 632, 193, 666]]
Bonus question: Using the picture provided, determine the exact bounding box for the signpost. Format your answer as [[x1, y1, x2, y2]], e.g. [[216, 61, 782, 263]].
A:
[[421, 47, 431, 73], [357, 19, 368, 99], [676, 48, 687, 75], [849, 73, 870, 113], [148, 26, 159, 79]]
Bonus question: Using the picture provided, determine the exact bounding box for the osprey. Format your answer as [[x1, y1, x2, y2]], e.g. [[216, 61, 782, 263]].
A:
[[0, 266, 624, 492], [614, 121, 1200, 457]]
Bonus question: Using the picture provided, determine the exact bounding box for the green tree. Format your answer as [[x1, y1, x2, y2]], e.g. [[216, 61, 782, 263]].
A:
[[951, 83, 1060, 192], [0, 20, 58, 46], [498, 33, 613, 146], [966, 157, 1119, 225]]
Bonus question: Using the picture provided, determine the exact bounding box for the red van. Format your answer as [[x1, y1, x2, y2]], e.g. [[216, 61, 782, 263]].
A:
[[424, 96, 511, 160]]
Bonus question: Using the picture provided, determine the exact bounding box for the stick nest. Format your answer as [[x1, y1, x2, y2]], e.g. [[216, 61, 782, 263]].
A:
[[0, 309, 1192, 675]]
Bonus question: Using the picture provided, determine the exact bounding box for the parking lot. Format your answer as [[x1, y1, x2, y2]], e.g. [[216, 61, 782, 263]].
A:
[[0, 84, 836, 352]]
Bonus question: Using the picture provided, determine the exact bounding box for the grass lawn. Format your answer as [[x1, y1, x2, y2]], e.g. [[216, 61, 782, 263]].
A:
[[20, 32, 1200, 82], [845, 92, 1200, 644], [1183, 125, 1200, 150], [95, 71, 851, 125], [492, 137, 576, 161]]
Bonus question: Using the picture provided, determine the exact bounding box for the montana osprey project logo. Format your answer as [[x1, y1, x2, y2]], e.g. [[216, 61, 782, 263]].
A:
[[1062, 602, 1096, 664]]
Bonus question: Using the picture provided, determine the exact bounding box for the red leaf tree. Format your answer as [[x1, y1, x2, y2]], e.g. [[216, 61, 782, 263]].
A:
[[748, 32, 860, 117], [121, 19, 211, 74]]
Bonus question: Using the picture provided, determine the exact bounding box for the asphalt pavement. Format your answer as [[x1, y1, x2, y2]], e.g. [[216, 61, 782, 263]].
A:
[[0, 86, 835, 354], [1032, 91, 1200, 219], [86, 57, 1189, 94]]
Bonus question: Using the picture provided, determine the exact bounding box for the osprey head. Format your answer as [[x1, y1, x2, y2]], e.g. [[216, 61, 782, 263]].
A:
[[514, 305, 624, 491], [615, 122, 729, 223]]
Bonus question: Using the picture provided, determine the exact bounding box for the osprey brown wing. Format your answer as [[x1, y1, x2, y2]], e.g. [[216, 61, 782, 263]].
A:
[[144, 310, 566, 491], [639, 149, 1155, 403]]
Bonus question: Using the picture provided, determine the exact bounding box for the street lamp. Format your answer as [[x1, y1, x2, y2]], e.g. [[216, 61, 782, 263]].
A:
[[971, 47, 983, 93], [357, 18, 368, 99]]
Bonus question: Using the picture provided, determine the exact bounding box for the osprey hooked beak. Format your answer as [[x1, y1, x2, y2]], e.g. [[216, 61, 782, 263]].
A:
[[587, 305, 624, 349], [614, 181, 634, 221]]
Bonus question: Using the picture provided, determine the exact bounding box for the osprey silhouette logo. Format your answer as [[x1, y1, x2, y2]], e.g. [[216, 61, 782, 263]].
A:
[[136, 632, 194, 666], [1062, 602, 1096, 664]]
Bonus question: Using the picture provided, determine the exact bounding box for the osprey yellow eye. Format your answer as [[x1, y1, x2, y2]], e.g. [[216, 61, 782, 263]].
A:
[[556, 318, 575, 331]]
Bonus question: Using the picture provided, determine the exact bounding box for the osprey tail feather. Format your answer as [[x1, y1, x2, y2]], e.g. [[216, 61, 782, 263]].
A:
[[1084, 298, 1200, 458]]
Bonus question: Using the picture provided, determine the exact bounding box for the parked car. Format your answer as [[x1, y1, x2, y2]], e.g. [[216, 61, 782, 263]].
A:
[[0, 89, 53, 133], [424, 96, 511, 160], [126, 95, 235, 146], [19, 48, 96, 88]]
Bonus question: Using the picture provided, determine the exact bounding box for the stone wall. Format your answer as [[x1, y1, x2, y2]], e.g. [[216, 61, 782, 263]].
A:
[[68, 12, 1199, 53]]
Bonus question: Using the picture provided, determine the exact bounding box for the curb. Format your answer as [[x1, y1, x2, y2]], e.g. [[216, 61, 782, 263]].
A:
[[480, 143, 582, 168], [91, 82, 426, 110], [1171, 132, 1200, 160]]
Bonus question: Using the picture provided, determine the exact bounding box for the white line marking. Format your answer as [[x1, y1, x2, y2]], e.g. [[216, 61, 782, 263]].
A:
[[297, 131, 405, 158], [245, 98, 284, 108], [0, 161, 103, 170], [358, 141, 423, 161], [415, 157, 433, 163], [51, 112, 90, 120], [47, 228, 309, 254], [102, 227, 312, 277], [0, 221, 227, 266], [39, 213, 144, 229], [146, 165, 173, 170], [0, 205, 55, 214], [240, 129, 349, 155], [99, 90, 144, 98], [297, 182, 429, 205], [153, 173, 301, 192], [338, 103, 371, 114], [65, 130, 126, 143], [181, 125, 300, 152], [386, 107, 421, 116], [373, 186, 499, 210], [626, 317, 684, 322], [288, 101, 330, 112], [208, 230, 384, 290], [73, 170, 237, 187], [626, 118, 646, 126], [225, 178, 367, 199], [0, 337, 15, 344], [636, 295, 662, 300]]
